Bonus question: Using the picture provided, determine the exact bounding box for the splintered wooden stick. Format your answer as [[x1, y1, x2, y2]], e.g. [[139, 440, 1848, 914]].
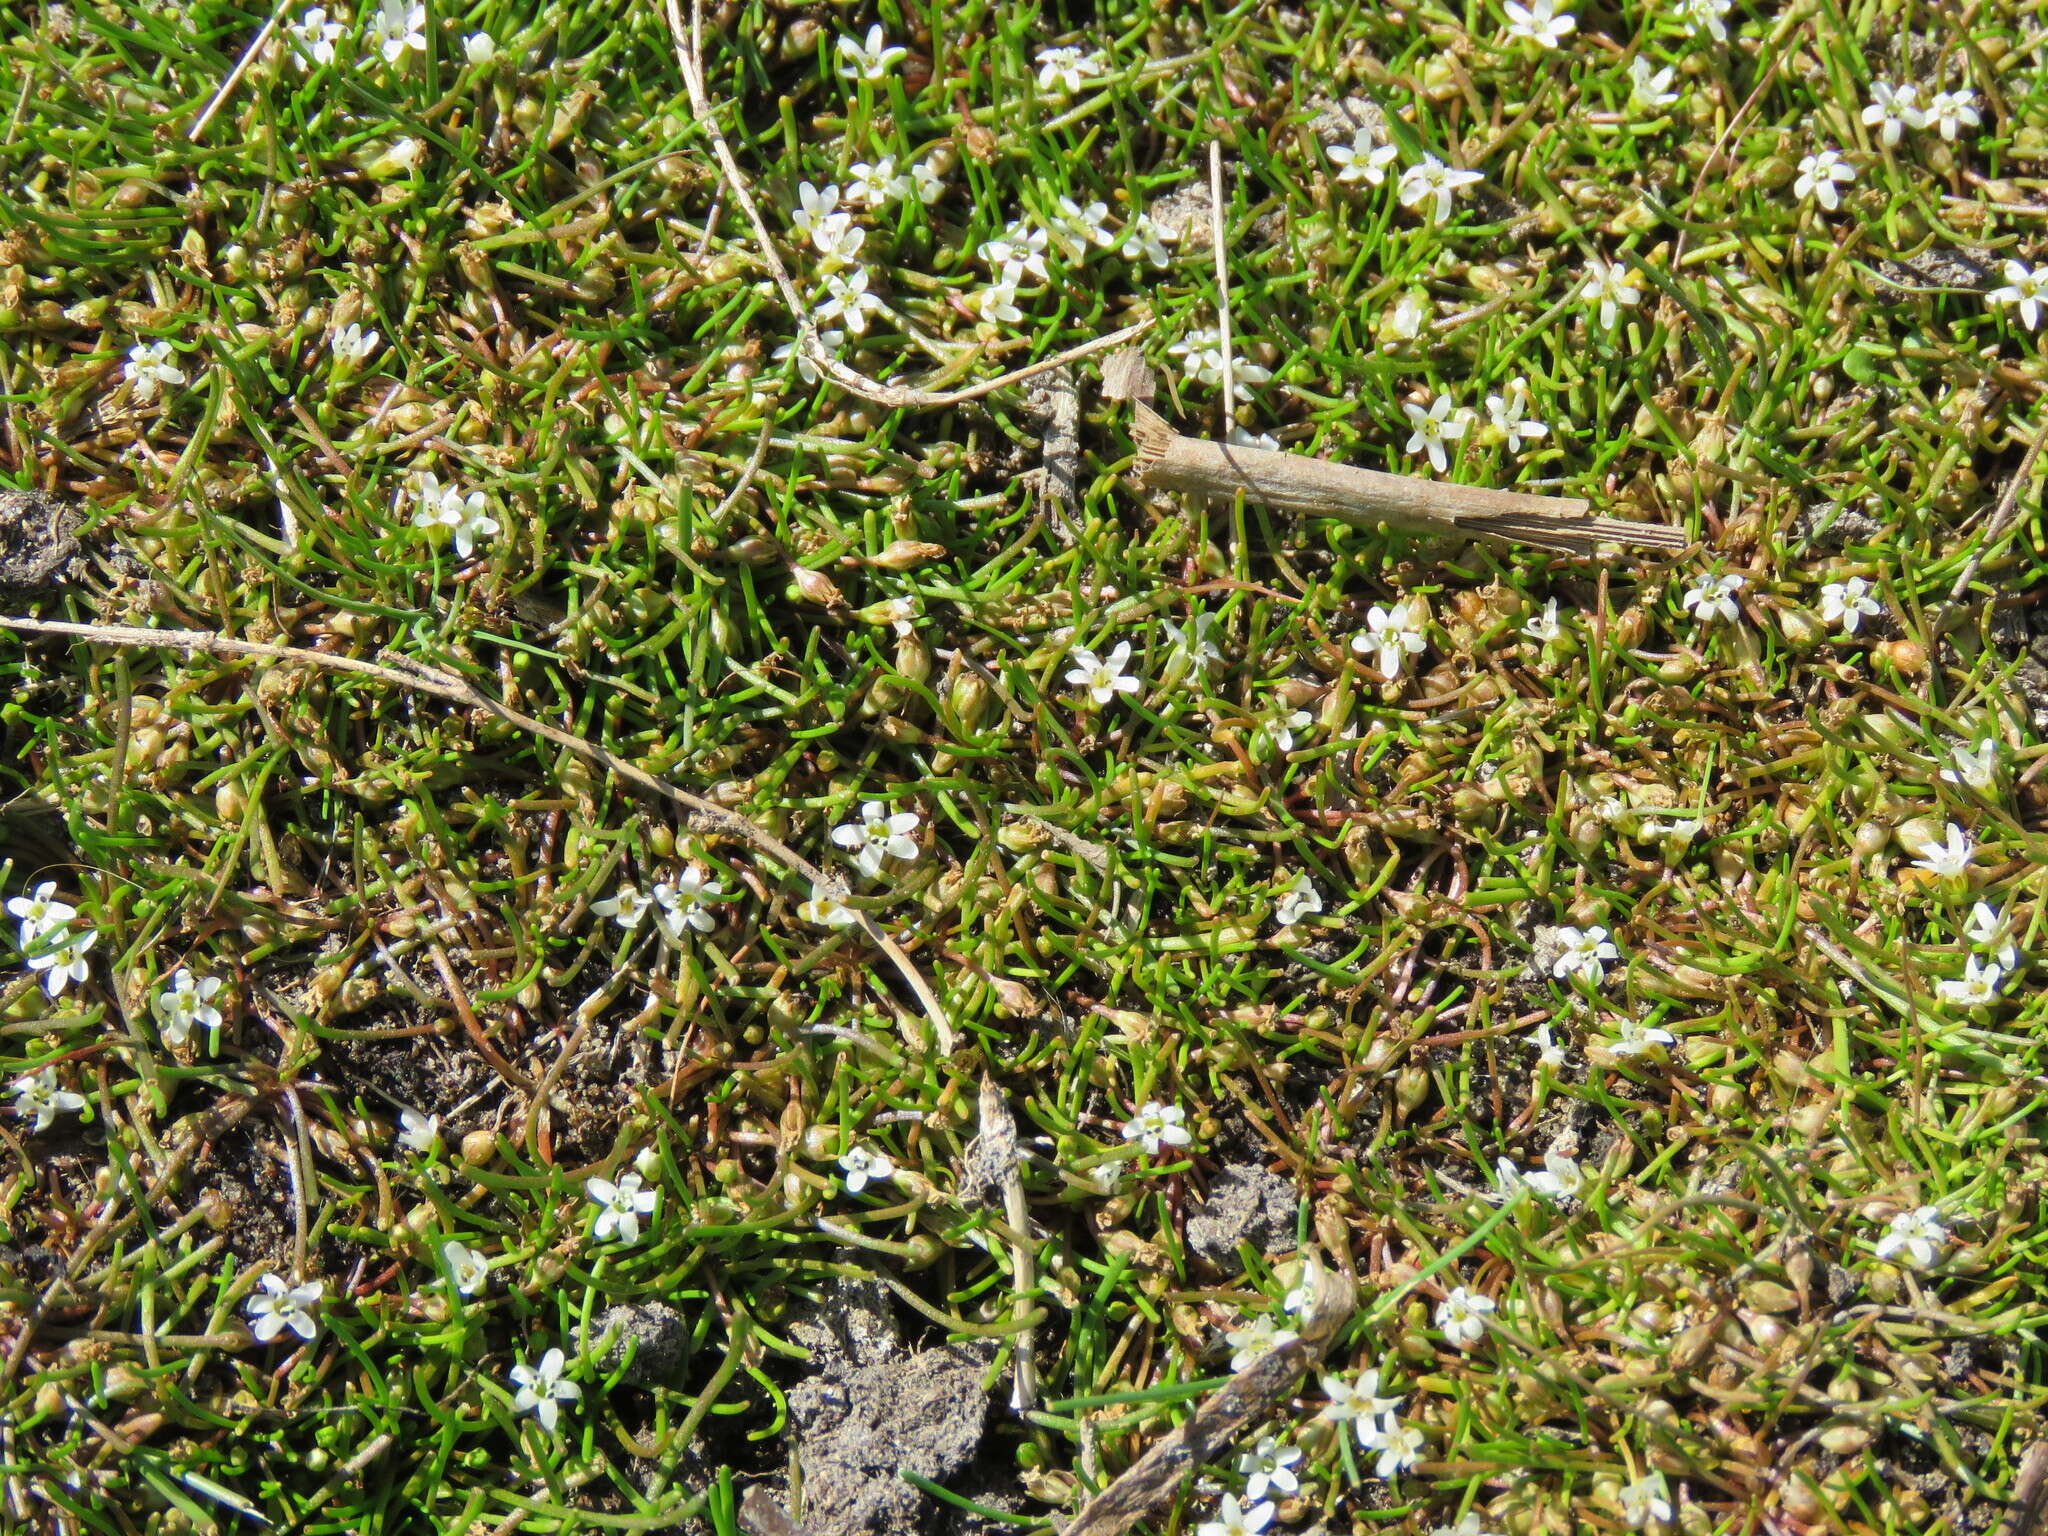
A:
[[1124, 396, 1688, 559]]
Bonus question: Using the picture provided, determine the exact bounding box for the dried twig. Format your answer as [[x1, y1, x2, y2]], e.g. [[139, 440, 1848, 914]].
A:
[[1945, 409, 2048, 608], [1209, 142, 1233, 425], [187, 0, 289, 142], [1129, 398, 1688, 558], [0, 614, 955, 1053], [661, 0, 1149, 409], [977, 1076, 1039, 1411], [1994, 1442, 2048, 1536]]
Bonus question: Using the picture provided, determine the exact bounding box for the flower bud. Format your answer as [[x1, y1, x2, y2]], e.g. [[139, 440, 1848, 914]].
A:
[[787, 564, 844, 607], [867, 539, 947, 571]]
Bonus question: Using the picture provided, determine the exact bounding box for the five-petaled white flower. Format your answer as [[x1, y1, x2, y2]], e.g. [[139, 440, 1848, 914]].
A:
[[1965, 901, 2022, 970], [1875, 1205, 1949, 1270], [1196, 1493, 1275, 1536], [839, 1144, 896, 1193], [1035, 45, 1107, 95], [981, 220, 1049, 284], [1629, 56, 1679, 111], [1523, 597, 1563, 642], [366, 0, 427, 64], [397, 1106, 439, 1153], [592, 885, 653, 931], [332, 322, 379, 367], [1435, 1286, 1495, 1348], [1502, 0, 1575, 48], [443, 1239, 490, 1295], [126, 340, 185, 401], [1162, 612, 1223, 674], [1524, 1151, 1584, 1201], [1116, 212, 1173, 268], [1532, 1020, 1567, 1067], [846, 156, 910, 208], [7, 882, 73, 949], [1989, 261, 2048, 331], [773, 328, 845, 385], [1274, 872, 1323, 928], [1321, 1368, 1402, 1433], [1066, 642, 1141, 705], [1909, 821, 1974, 880], [976, 278, 1024, 325], [1581, 255, 1641, 329], [811, 213, 866, 270], [792, 182, 841, 242], [1235, 1435, 1302, 1504], [154, 968, 224, 1048], [1385, 291, 1431, 342], [463, 31, 498, 66], [911, 160, 947, 205], [1226, 1315, 1299, 1370], [1362, 1418, 1425, 1478], [1168, 328, 1273, 402], [587, 1169, 658, 1244], [1862, 80, 1924, 147], [1680, 0, 1732, 42], [1924, 88, 1980, 142], [1551, 924, 1619, 984], [797, 888, 863, 928], [1045, 196, 1115, 261], [1122, 1100, 1191, 1157], [1398, 154, 1484, 224], [1403, 393, 1467, 473], [1682, 571, 1745, 625], [11, 1067, 86, 1133], [1941, 738, 2000, 793], [286, 6, 343, 67], [1353, 602, 1428, 680], [1485, 377, 1550, 451], [817, 267, 888, 334], [836, 25, 906, 82], [653, 868, 725, 938], [410, 473, 499, 558], [1610, 1018, 1676, 1057], [832, 801, 921, 879], [1937, 955, 2005, 1008], [1263, 709, 1314, 755], [23, 921, 94, 998], [1794, 149, 1855, 211], [1619, 1474, 1674, 1529], [1329, 129, 1400, 186], [510, 1347, 581, 1433], [246, 1274, 323, 1343], [1818, 576, 1880, 635]]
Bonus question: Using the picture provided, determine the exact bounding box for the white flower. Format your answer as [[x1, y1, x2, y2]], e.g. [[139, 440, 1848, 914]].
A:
[[7, 882, 74, 947], [1262, 709, 1314, 755], [366, 0, 426, 64], [1532, 1021, 1567, 1067], [911, 161, 946, 205], [1353, 601, 1428, 680], [1909, 821, 1974, 880], [1551, 924, 1619, 984], [1035, 45, 1107, 95], [1502, 0, 1575, 48], [1964, 902, 2022, 970], [1280, 1254, 1325, 1314], [396, 1107, 439, 1153], [1162, 612, 1223, 673], [1523, 597, 1563, 643], [652, 868, 724, 938], [1329, 130, 1399, 186], [1116, 212, 1173, 268], [1066, 641, 1141, 705], [1402, 393, 1467, 473], [792, 181, 841, 242], [1610, 1018, 1676, 1057], [1523, 1151, 1584, 1202], [1486, 377, 1550, 451], [151, 971, 222, 1048], [410, 473, 497, 558], [812, 212, 867, 269], [125, 340, 185, 401], [1321, 1367, 1402, 1431], [1682, 571, 1745, 625], [1679, 0, 1732, 43], [1818, 576, 1879, 635], [286, 6, 343, 67], [1235, 1435, 1302, 1503], [463, 31, 498, 66], [592, 885, 653, 931], [1274, 872, 1323, 927], [1196, 1494, 1274, 1536], [1989, 261, 2048, 331], [1794, 149, 1855, 211], [1629, 56, 1679, 111], [246, 1274, 322, 1343], [26, 925, 94, 998], [1397, 154, 1483, 224], [772, 328, 845, 385], [1937, 955, 2004, 1008], [1862, 80, 1925, 147], [443, 1240, 489, 1295], [11, 1067, 86, 1133], [1435, 1287, 1495, 1348], [587, 1169, 658, 1244], [1122, 1100, 1191, 1157], [836, 25, 906, 82], [1924, 88, 1980, 142], [975, 278, 1024, 325], [1432, 1518, 1500, 1536], [1168, 327, 1273, 402], [838, 1144, 896, 1193], [1384, 291, 1430, 342], [831, 801, 921, 879], [1044, 196, 1115, 261], [797, 889, 863, 928], [365, 136, 423, 177], [816, 267, 887, 335], [1365, 1418, 1425, 1478], [846, 156, 910, 208], [332, 322, 379, 367], [1619, 1473, 1673, 1529], [510, 1348, 581, 1433], [1581, 255, 1641, 329], [980, 220, 1050, 284], [1941, 738, 2000, 793], [1875, 1205, 1949, 1269], [1225, 1315, 1298, 1370]]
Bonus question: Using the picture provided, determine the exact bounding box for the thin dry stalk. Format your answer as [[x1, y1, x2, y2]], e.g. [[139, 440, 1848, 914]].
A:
[[977, 1075, 1039, 1411]]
